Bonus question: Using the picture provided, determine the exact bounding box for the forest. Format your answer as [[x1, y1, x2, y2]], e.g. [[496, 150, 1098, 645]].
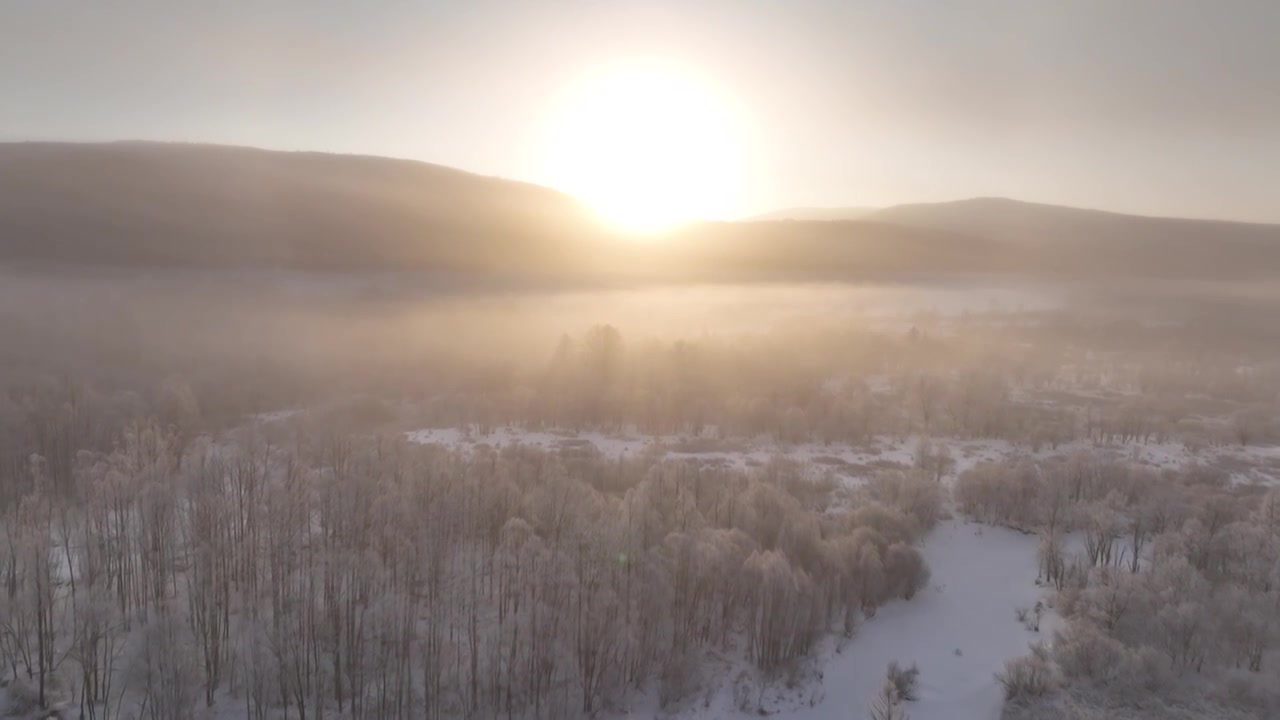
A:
[[0, 268, 1276, 719]]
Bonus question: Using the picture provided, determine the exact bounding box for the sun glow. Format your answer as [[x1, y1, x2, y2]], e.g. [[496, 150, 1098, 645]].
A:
[[543, 60, 747, 234]]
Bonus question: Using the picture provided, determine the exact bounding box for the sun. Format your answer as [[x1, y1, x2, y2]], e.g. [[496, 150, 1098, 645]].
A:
[[542, 60, 746, 234]]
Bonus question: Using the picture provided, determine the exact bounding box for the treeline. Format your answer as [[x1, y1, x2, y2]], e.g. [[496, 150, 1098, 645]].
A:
[[953, 455, 1280, 719], [446, 323, 1279, 451], [0, 419, 938, 719], [4, 315, 1277, 507], [4, 267, 1279, 460]]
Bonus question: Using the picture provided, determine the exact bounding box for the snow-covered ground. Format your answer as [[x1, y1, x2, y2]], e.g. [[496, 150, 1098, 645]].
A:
[[250, 408, 302, 423], [407, 426, 659, 459], [786, 520, 1052, 720], [623, 519, 1050, 720], [406, 425, 1280, 487], [404, 426, 1010, 481]]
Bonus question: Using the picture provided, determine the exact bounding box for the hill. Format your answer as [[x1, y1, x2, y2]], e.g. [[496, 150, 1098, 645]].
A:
[[0, 141, 607, 282], [0, 142, 996, 283], [3, 143, 1278, 285], [868, 197, 1280, 280], [748, 206, 878, 222]]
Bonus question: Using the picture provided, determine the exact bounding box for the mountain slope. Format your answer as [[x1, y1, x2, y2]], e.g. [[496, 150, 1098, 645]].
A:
[[0, 142, 1007, 283], [3, 143, 1278, 286], [0, 141, 604, 279], [749, 206, 878, 222], [869, 197, 1280, 280]]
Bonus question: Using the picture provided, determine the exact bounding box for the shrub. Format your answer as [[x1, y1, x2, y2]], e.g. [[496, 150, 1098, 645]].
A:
[[886, 660, 920, 702], [868, 675, 910, 720], [998, 651, 1058, 701]]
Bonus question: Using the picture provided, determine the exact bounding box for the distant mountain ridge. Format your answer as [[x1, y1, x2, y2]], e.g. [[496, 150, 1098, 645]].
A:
[[863, 196, 1280, 280], [756, 196, 1274, 229], [749, 206, 879, 222], [0, 141, 602, 280], [3, 142, 1278, 285]]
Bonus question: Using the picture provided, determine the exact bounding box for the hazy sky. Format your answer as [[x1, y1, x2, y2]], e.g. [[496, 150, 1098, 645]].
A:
[[3, 1, 1278, 222]]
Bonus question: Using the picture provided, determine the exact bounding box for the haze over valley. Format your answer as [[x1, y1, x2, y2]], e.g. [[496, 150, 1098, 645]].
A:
[[2, 3, 1279, 720]]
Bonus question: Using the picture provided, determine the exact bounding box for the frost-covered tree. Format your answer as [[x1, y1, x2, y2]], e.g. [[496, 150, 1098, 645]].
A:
[[867, 674, 909, 720]]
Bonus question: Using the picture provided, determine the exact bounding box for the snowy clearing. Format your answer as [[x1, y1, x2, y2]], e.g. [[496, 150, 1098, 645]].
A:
[[406, 425, 1280, 487], [628, 518, 1050, 720], [788, 520, 1052, 720]]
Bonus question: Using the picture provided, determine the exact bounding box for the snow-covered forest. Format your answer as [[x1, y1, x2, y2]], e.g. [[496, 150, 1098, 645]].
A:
[[965, 452, 1280, 719], [0, 421, 939, 720], [0, 276, 1278, 720]]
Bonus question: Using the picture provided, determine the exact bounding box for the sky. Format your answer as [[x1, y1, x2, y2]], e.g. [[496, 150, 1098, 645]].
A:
[[3, 0, 1278, 223]]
